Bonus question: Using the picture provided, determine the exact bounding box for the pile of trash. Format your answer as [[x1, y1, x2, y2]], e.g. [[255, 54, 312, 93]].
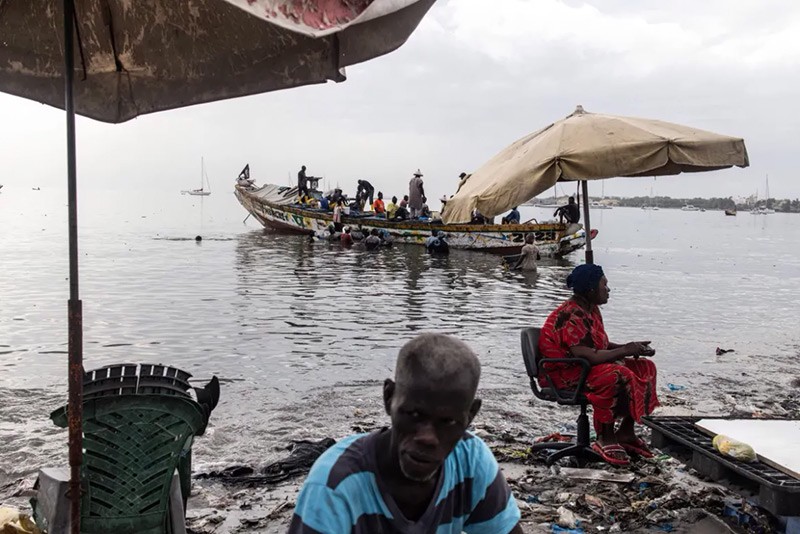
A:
[[477, 421, 781, 534]]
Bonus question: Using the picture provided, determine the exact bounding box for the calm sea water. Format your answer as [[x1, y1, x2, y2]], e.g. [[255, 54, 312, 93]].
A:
[[1, 185, 799, 482]]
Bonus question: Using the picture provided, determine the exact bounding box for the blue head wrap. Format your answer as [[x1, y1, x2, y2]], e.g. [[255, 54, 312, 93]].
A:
[[566, 264, 605, 295]]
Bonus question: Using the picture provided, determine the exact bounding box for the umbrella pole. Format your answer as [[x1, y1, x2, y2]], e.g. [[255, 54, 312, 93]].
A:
[[581, 180, 594, 264], [63, 0, 83, 532]]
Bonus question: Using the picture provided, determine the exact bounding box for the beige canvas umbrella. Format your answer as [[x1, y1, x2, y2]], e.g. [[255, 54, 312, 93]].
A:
[[0, 1, 434, 531], [443, 105, 749, 262]]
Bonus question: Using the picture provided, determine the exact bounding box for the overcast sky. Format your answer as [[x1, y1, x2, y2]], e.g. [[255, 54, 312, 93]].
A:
[[1, 0, 799, 204]]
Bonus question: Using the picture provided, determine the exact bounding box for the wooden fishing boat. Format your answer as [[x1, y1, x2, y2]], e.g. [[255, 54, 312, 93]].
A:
[[235, 183, 591, 257], [724, 209, 737, 216]]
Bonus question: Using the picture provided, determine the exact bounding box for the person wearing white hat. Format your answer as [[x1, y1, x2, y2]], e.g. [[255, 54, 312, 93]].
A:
[[408, 169, 425, 218]]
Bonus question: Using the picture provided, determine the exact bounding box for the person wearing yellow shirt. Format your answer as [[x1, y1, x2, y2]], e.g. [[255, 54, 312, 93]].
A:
[[386, 195, 400, 219]]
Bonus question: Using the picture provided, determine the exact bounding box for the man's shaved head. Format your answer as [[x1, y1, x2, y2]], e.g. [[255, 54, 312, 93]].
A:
[[394, 333, 481, 398], [384, 333, 483, 482]]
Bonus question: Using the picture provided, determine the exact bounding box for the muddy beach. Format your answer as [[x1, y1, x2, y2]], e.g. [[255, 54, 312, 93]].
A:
[[174, 345, 799, 533], [7, 344, 792, 533]]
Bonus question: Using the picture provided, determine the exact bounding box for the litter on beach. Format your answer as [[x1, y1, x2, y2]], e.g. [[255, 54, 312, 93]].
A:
[[559, 467, 636, 484]]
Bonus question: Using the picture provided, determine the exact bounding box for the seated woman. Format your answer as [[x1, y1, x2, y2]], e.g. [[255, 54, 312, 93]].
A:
[[538, 264, 659, 466]]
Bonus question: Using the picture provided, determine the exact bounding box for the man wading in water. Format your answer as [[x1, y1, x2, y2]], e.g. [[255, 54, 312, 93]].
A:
[[289, 333, 522, 533]]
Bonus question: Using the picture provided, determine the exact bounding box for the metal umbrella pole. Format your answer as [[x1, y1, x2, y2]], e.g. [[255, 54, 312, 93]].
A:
[[63, 0, 84, 532], [581, 180, 593, 264]]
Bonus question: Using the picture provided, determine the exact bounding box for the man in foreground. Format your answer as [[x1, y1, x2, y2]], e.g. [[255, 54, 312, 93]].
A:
[[289, 334, 522, 533]]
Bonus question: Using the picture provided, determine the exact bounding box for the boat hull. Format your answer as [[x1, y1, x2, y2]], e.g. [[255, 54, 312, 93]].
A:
[[235, 185, 587, 257]]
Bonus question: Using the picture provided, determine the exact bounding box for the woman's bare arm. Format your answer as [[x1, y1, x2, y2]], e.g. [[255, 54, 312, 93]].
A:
[[570, 342, 648, 365]]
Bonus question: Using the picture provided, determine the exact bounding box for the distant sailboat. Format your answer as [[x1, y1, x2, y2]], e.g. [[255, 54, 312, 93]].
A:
[[537, 185, 561, 208], [750, 175, 774, 214], [591, 182, 612, 209], [182, 158, 212, 196], [642, 178, 659, 210]]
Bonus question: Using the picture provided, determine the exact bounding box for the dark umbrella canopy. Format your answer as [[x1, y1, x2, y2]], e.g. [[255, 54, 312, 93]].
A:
[[0, 0, 435, 123]]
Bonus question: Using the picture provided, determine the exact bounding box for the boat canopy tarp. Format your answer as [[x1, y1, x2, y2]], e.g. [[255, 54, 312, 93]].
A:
[[443, 106, 749, 224]]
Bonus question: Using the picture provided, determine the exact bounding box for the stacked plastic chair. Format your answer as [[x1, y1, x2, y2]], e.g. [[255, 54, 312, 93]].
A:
[[31, 364, 219, 534]]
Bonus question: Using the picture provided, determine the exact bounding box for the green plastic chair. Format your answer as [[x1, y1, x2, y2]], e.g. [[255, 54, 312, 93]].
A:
[[32, 364, 219, 534]]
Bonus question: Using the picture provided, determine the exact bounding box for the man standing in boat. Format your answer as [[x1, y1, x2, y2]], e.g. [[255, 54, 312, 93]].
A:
[[297, 165, 309, 196], [356, 179, 375, 207], [409, 169, 425, 218]]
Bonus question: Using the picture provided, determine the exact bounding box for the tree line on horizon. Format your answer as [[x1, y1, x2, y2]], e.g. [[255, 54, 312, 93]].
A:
[[598, 195, 800, 213]]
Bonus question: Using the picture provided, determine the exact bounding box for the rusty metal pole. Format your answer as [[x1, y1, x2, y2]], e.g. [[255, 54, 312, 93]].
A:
[[64, 0, 84, 532], [581, 180, 594, 264]]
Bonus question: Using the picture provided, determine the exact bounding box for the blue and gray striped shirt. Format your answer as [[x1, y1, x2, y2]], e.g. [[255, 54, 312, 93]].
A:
[[288, 430, 520, 533]]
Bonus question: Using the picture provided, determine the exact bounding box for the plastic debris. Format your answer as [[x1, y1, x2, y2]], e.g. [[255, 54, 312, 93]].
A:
[[712, 435, 757, 462], [560, 468, 635, 484], [535, 432, 573, 443], [0, 507, 42, 534], [556, 506, 580, 528], [667, 383, 687, 392], [552, 526, 585, 534], [715, 347, 734, 355]]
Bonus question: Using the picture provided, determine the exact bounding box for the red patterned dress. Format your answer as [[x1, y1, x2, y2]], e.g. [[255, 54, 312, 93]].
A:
[[538, 299, 659, 431]]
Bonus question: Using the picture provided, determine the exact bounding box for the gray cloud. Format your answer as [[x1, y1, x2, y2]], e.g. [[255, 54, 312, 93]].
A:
[[1, 0, 798, 204]]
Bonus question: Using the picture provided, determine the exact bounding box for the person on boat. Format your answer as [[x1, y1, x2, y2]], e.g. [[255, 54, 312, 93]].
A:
[[502, 207, 521, 225], [554, 196, 580, 225], [365, 229, 382, 250], [356, 180, 375, 207], [511, 234, 539, 271], [538, 264, 659, 466], [471, 208, 488, 224], [455, 172, 471, 194], [333, 200, 344, 231], [298, 165, 309, 196], [439, 195, 449, 217], [319, 195, 330, 211], [409, 170, 426, 218], [373, 192, 386, 217], [419, 197, 432, 219], [289, 333, 523, 534], [394, 196, 410, 220], [330, 188, 344, 206], [386, 196, 400, 219], [340, 226, 354, 247]]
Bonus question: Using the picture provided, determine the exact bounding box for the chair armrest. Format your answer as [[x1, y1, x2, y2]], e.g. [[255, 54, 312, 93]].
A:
[[539, 358, 592, 404]]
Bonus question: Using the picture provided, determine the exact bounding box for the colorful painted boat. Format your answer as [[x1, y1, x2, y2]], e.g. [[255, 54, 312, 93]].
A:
[[235, 183, 590, 256]]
